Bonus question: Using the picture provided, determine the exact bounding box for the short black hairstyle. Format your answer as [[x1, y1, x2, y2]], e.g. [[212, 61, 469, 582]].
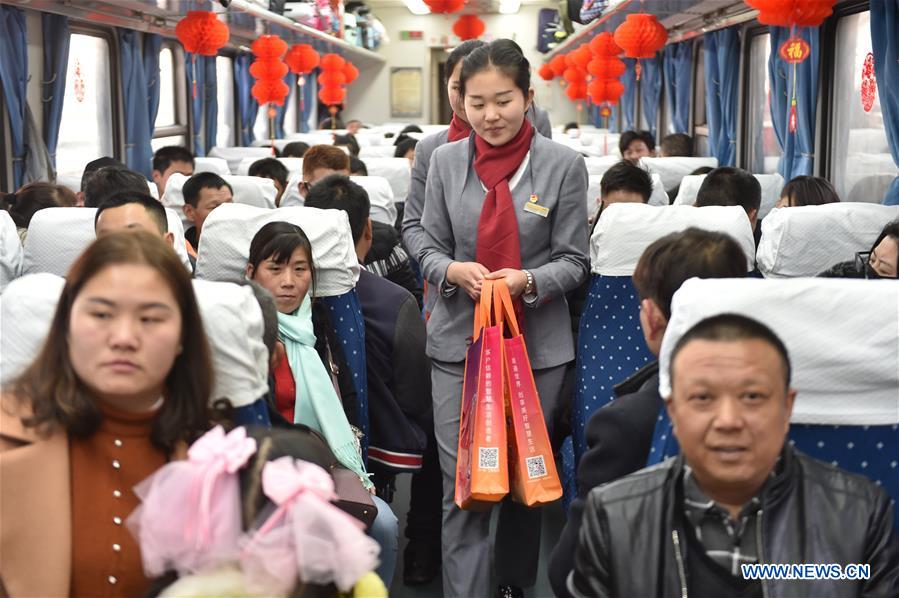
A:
[[779, 175, 840, 207], [94, 191, 169, 234], [671, 313, 791, 390], [333, 134, 360, 157], [461, 38, 530, 100], [152, 146, 195, 174], [248, 158, 289, 187], [619, 130, 656, 156], [695, 167, 761, 214], [182, 172, 233, 208], [600, 160, 653, 203], [563, 122, 579, 133], [302, 174, 370, 245], [349, 156, 368, 176], [281, 141, 310, 158], [660, 133, 693, 157], [83, 166, 150, 208], [445, 40, 486, 83], [80, 157, 124, 192], [394, 137, 418, 159], [870, 220, 899, 256]]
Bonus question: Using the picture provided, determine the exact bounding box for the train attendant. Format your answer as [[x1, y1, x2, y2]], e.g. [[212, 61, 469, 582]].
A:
[[419, 39, 589, 598], [0, 232, 214, 597]]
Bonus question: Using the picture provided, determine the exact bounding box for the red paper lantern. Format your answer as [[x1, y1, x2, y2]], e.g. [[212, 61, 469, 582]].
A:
[[320, 53, 347, 71], [249, 59, 289, 80], [587, 56, 626, 78], [566, 81, 587, 101], [549, 54, 569, 77], [319, 85, 346, 106], [425, 0, 464, 13], [252, 78, 290, 106], [538, 64, 555, 81], [285, 44, 320, 75], [453, 15, 486, 40], [343, 62, 360, 84], [744, 0, 835, 27], [563, 68, 586, 84], [175, 11, 230, 56], [251, 35, 288, 59], [614, 13, 667, 59], [319, 70, 348, 87], [589, 31, 622, 57], [572, 45, 593, 70], [588, 78, 624, 105]]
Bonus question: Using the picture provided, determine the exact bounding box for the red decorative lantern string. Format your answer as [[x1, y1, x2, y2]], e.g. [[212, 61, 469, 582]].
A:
[[613, 13, 667, 80], [586, 31, 625, 127], [250, 35, 289, 150], [285, 44, 320, 116], [175, 11, 230, 99], [318, 53, 355, 129]]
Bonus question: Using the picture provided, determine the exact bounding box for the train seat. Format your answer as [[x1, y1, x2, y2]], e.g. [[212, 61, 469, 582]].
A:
[[193, 157, 231, 176], [674, 172, 785, 220], [572, 203, 756, 462], [359, 145, 399, 159], [350, 175, 397, 226], [586, 172, 669, 215], [583, 155, 621, 176], [757, 203, 899, 277], [22, 207, 191, 277], [1, 211, 23, 292], [361, 157, 411, 200], [235, 156, 304, 177], [208, 146, 272, 173], [162, 172, 277, 231], [0, 272, 66, 386], [652, 277, 899, 520], [640, 156, 719, 191]]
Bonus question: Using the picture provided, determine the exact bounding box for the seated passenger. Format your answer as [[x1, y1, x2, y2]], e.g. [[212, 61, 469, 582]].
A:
[[590, 160, 653, 226], [395, 125, 422, 143], [563, 122, 580, 135], [695, 166, 762, 234], [659, 133, 693, 157], [83, 166, 150, 209], [248, 157, 289, 207], [350, 156, 369, 176], [78, 156, 124, 206], [94, 192, 174, 247], [3, 182, 77, 242], [819, 220, 899, 279], [776, 175, 840, 208], [334, 134, 361, 157], [570, 313, 899, 597], [151, 146, 195, 198], [318, 114, 345, 130], [668, 164, 715, 205], [280, 141, 309, 158], [181, 172, 233, 251], [346, 119, 364, 135], [550, 228, 748, 597], [395, 137, 418, 164], [0, 231, 213, 597], [299, 145, 350, 199], [619, 129, 656, 163]]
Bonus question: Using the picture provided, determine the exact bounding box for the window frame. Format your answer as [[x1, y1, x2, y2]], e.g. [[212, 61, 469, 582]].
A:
[[152, 40, 189, 147], [739, 24, 772, 172], [690, 38, 709, 156]]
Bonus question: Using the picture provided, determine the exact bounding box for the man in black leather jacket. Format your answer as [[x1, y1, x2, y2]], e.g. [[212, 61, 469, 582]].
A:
[[569, 314, 899, 598]]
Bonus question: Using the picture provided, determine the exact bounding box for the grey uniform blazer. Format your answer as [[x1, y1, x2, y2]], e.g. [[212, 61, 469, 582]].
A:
[[419, 131, 589, 370]]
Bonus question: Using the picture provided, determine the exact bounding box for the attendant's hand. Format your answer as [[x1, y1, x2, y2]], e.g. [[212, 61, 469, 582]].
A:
[[485, 269, 528, 298], [446, 262, 489, 301]]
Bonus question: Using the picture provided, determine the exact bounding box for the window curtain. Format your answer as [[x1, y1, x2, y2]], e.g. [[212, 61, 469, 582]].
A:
[[769, 26, 819, 180], [235, 53, 258, 146], [300, 73, 317, 134], [0, 6, 28, 189], [272, 72, 297, 139], [144, 33, 162, 138], [203, 56, 217, 153], [872, 0, 899, 204], [41, 13, 69, 171], [119, 30, 155, 179], [639, 54, 663, 139], [185, 53, 206, 156], [704, 27, 740, 166], [621, 58, 637, 131], [663, 41, 692, 134]]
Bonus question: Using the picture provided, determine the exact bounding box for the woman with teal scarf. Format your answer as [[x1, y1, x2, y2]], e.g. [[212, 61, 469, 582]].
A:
[[246, 221, 398, 587]]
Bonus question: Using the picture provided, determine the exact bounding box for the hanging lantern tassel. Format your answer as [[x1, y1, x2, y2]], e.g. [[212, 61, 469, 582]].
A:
[[191, 54, 198, 100], [269, 105, 278, 153], [600, 105, 612, 132], [788, 97, 798, 134], [635, 60, 642, 81], [778, 30, 809, 135]]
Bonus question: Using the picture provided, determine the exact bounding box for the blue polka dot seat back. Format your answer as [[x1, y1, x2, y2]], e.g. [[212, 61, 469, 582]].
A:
[[659, 277, 899, 530]]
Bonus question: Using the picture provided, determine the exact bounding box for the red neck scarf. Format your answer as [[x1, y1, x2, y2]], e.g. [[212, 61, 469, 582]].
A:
[[447, 113, 473, 142]]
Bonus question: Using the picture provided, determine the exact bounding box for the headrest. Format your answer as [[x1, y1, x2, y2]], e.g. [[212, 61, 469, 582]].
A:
[[192, 280, 269, 408], [0, 273, 65, 386], [193, 157, 231, 176], [361, 157, 411, 200], [1, 211, 23, 292], [640, 157, 719, 191], [590, 204, 756, 276], [146, 180, 159, 200], [163, 173, 276, 223], [583, 155, 621, 176], [659, 277, 899, 425], [194, 203, 359, 297], [673, 173, 785, 220], [23, 207, 192, 276], [283, 132, 335, 146], [208, 147, 273, 173], [236, 157, 304, 177], [585, 173, 669, 215], [359, 146, 399, 159], [350, 175, 397, 225], [757, 203, 899, 278]]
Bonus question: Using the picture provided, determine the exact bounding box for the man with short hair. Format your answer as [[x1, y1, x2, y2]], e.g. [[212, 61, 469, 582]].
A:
[[152, 145, 195, 197], [304, 174, 443, 586], [346, 119, 363, 135], [660, 133, 693, 157], [619, 130, 656, 163], [83, 166, 150, 209], [591, 160, 654, 226], [248, 157, 289, 207], [569, 313, 899, 597], [550, 228, 749, 596], [94, 192, 173, 246], [299, 145, 350, 198], [695, 166, 762, 233], [281, 141, 309, 158], [181, 172, 233, 251], [78, 157, 124, 206]]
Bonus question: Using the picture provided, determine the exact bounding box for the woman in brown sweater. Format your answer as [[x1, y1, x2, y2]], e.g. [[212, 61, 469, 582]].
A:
[[0, 231, 214, 597]]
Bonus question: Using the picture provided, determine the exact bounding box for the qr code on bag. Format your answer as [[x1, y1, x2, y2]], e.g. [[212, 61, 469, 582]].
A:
[[526, 455, 547, 479], [479, 447, 499, 470]]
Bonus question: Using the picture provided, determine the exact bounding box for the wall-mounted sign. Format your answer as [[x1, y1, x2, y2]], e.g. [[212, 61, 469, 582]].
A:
[[400, 31, 424, 40], [390, 67, 423, 118]]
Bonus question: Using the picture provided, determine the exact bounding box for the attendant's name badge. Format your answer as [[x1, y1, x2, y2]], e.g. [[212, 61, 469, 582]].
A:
[[524, 194, 549, 217]]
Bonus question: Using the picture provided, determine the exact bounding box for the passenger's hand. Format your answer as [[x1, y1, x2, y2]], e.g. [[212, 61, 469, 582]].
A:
[[485, 269, 528, 298], [447, 261, 489, 301]]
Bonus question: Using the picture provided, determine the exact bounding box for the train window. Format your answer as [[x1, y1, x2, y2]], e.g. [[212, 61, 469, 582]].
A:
[[56, 33, 115, 177], [216, 56, 235, 147], [829, 11, 894, 202], [156, 47, 176, 128], [284, 87, 299, 135], [151, 43, 187, 152], [692, 40, 709, 156], [746, 33, 779, 174]]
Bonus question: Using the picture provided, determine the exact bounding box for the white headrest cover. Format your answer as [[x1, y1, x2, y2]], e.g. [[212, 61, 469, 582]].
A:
[[193, 157, 231, 176], [757, 203, 899, 278], [585, 173, 669, 216], [659, 277, 899, 425], [146, 180, 159, 200], [350, 175, 397, 225], [1, 211, 23, 292], [590, 204, 756, 275], [192, 280, 269, 408], [583, 155, 621, 176], [640, 156, 719, 190], [194, 203, 359, 297], [673, 173, 785, 220], [362, 157, 410, 200], [208, 146, 272, 173], [236, 156, 304, 177], [0, 273, 65, 386], [163, 172, 276, 215]]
